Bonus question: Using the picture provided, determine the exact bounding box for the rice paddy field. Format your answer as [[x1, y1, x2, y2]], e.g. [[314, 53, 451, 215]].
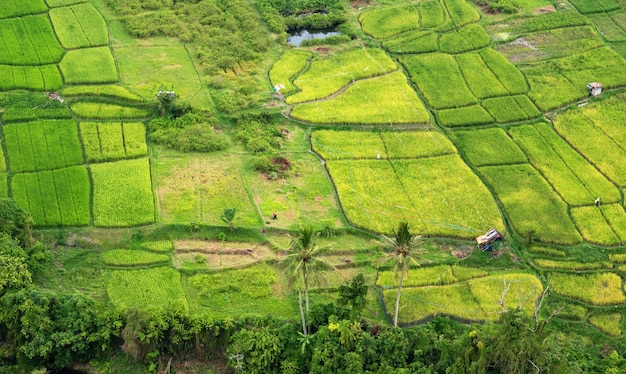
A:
[[2, 0, 626, 343]]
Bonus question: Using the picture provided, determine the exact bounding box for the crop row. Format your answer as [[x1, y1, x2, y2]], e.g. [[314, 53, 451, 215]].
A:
[[70, 102, 151, 119], [441, 0, 479, 29], [0, 64, 62, 91], [4, 120, 83, 173], [59, 47, 118, 84], [496, 26, 604, 64], [268, 50, 311, 96], [533, 258, 611, 271], [377, 264, 487, 287], [0, 15, 64, 65], [0, 0, 47, 19], [290, 71, 429, 125], [102, 249, 170, 267], [107, 267, 188, 312], [589, 313, 622, 337], [326, 156, 502, 238], [62, 85, 143, 102], [49, 4, 109, 49], [312, 129, 457, 161], [451, 127, 527, 166], [401, 49, 527, 109], [91, 158, 155, 227], [46, 0, 88, 7], [570, 204, 626, 246], [359, 4, 420, 39], [440, 24, 489, 54], [479, 164, 581, 244], [2, 107, 72, 123], [382, 273, 542, 323], [12, 166, 91, 227], [286, 48, 397, 104], [80, 122, 147, 163], [589, 13, 626, 42], [485, 10, 588, 37], [553, 100, 626, 187], [550, 272, 624, 305], [382, 30, 439, 54], [508, 123, 620, 206], [569, 0, 620, 14], [524, 47, 626, 111]]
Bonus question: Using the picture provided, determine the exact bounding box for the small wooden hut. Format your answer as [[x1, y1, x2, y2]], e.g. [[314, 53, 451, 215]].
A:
[[587, 82, 603, 96]]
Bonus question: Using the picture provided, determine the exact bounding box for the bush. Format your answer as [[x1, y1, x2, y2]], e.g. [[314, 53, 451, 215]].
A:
[[148, 110, 229, 153]]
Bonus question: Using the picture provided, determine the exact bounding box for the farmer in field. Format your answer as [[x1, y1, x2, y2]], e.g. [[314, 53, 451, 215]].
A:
[[595, 197, 600, 206]]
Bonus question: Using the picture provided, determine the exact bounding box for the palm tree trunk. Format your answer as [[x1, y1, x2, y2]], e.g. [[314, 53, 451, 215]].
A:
[[303, 271, 310, 312], [394, 266, 405, 327], [299, 289, 308, 336]]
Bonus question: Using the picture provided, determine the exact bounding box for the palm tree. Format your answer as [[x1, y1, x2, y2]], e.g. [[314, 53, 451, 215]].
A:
[[283, 225, 334, 334], [381, 222, 422, 327]]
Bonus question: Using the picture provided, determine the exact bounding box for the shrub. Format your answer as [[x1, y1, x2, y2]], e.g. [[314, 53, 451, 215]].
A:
[[149, 111, 229, 153]]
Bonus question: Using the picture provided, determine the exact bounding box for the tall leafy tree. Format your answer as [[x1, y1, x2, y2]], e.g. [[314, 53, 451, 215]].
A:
[[283, 226, 334, 334], [380, 222, 422, 327]]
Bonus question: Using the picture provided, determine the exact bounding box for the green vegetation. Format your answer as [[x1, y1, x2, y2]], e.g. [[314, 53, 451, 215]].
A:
[[479, 165, 581, 244], [482, 96, 540, 122], [290, 71, 429, 125], [451, 128, 527, 166], [440, 24, 490, 54], [533, 258, 611, 270], [102, 249, 170, 267], [360, 4, 420, 39], [570, 206, 621, 245], [589, 313, 622, 336], [12, 166, 91, 227], [0, 15, 64, 65], [70, 103, 151, 119], [4, 120, 83, 173], [141, 241, 173, 253], [62, 85, 143, 102], [0, 65, 63, 91], [383, 30, 439, 54], [550, 272, 625, 305], [49, 4, 109, 48], [107, 267, 188, 311], [91, 158, 155, 227], [569, 0, 620, 14], [287, 48, 397, 104], [438, 105, 493, 127], [59, 47, 118, 84], [401, 53, 477, 109], [269, 50, 312, 96], [0, 0, 47, 18], [80, 122, 147, 162], [2, 108, 72, 123]]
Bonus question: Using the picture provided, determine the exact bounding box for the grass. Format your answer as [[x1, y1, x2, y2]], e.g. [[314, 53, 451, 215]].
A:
[[141, 241, 173, 253], [482, 96, 536, 123], [62, 85, 143, 102], [70, 103, 151, 119], [359, 4, 420, 39], [116, 45, 215, 110], [528, 246, 565, 257], [2, 108, 72, 123], [440, 24, 490, 54], [60, 47, 118, 84], [4, 120, 83, 173], [102, 249, 170, 267], [380, 131, 457, 159], [443, 0, 480, 27], [107, 267, 188, 312], [80, 122, 147, 162], [602, 204, 626, 243], [438, 105, 493, 127], [269, 50, 312, 96], [49, 3, 109, 48], [382, 30, 439, 54], [0, 0, 47, 18], [589, 313, 622, 337], [0, 15, 64, 65], [549, 272, 625, 305], [152, 149, 260, 226], [479, 164, 582, 244], [0, 65, 63, 91], [420, 0, 445, 28], [245, 151, 345, 231], [456, 52, 509, 99], [287, 48, 397, 104], [569, 0, 620, 14], [290, 71, 429, 125], [91, 158, 155, 227], [589, 13, 626, 42], [400, 53, 477, 109], [553, 110, 626, 187], [533, 258, 612, 270], [451, 128, 527, 166], [11, 166, 91, 227], [570, 206, 620, 245]]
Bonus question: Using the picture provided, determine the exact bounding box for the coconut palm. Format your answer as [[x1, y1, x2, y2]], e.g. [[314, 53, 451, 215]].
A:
[[283, 225, 334, 334], [381, 222, 422, 327]]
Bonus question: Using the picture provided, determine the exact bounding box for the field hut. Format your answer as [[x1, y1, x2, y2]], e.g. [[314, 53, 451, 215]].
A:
[[587, 82, 603, 96]]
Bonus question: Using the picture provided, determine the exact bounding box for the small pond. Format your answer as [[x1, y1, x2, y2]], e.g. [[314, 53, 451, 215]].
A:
[[287, 29, 340, 47]]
